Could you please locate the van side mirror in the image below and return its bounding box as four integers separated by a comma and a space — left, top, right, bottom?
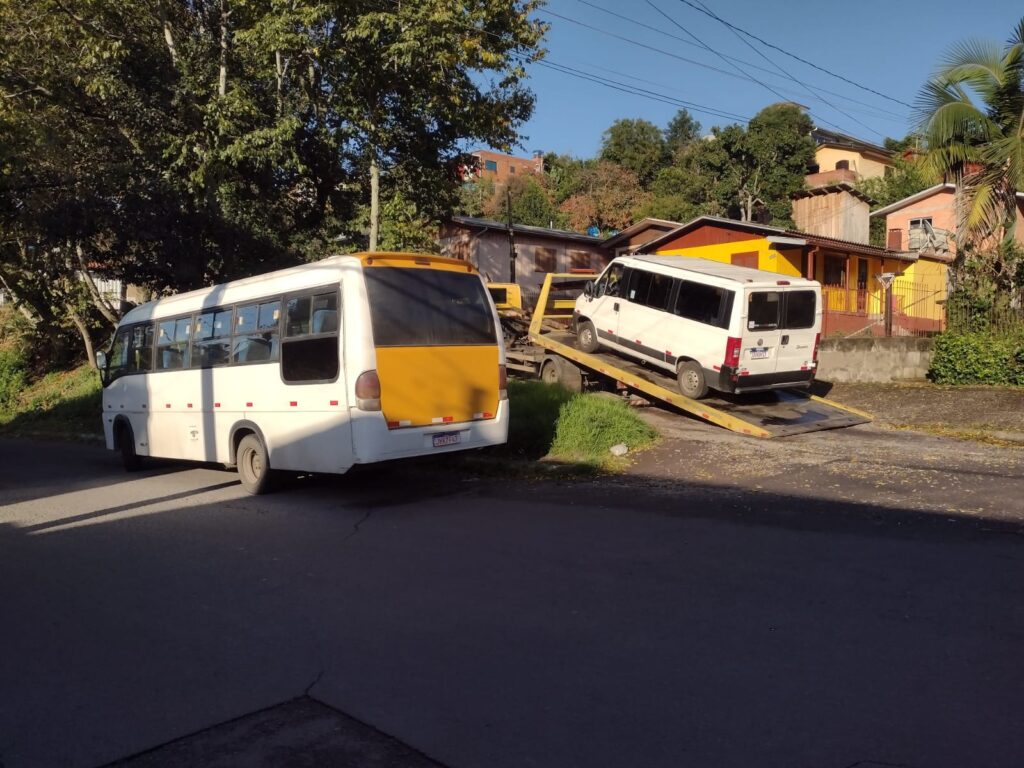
584, 281, 595, 298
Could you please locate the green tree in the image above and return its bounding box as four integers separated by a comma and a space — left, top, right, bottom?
916, 18, 1024, 246
645, 103, 814, 227
482, 175, 562, 228
599, 118, 668, 187
664, 109, 701, 156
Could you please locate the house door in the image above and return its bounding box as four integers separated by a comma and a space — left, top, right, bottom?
856, 258, 868, 313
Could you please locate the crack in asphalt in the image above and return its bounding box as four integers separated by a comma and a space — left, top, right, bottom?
303, 669, 324, 698
339, 508, 374, 546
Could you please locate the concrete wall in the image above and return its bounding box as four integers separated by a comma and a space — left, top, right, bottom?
817, 337, 934, 383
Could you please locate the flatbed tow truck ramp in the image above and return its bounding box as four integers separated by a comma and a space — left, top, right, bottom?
507, 274, 871, 439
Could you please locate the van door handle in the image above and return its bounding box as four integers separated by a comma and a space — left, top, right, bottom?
613, 302, 620, 312
781, 334, 790, 345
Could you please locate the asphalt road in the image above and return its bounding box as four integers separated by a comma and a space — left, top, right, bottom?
1, 429, 1023, 768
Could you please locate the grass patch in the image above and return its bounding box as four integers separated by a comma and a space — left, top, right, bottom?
0, 364, 102, 440
457, 380, 658, 476
885, 422, 1024, 449
550, 390, 658, 470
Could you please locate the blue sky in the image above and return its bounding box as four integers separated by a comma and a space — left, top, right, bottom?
510, 0, 1022, 158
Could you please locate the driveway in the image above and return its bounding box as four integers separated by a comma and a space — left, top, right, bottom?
1, 429, 1022, 768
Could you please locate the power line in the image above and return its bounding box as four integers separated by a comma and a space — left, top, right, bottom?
574, 0, 908, 121
643, 0, 856, 137
672, 0, 913, 109
685, 0, 887, 140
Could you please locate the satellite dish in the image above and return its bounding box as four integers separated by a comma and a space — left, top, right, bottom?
586, 225, 600, 237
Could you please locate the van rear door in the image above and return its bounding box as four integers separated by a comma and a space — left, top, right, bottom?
741, 289, 784, 376
775, 288, 819, 375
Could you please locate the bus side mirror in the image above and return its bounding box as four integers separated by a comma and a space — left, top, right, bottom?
95, 351, 107, 371
584, 281, 595, 298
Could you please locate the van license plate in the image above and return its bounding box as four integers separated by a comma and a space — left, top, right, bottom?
750, 347, 769, 359
432, 431, 460, 448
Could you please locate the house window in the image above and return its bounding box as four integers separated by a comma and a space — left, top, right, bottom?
534, 247, 557, 273
484, 159, 498, 172
908, 218, 932, 250
835, 159, 850, 171
823, 255, 847, 287
509, 165, 516, 174
569, 250, 591, 271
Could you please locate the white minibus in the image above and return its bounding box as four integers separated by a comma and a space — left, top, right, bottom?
572, 255, 822, 399
97, 253, 509, 493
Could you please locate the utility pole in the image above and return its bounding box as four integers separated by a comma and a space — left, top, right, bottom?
506, 187, 516, 284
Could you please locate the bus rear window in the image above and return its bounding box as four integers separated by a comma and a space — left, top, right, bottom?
365, 267, 496, 346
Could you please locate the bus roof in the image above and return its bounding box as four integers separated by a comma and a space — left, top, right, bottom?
626, 255, 818, 287
120, 252, 477, 326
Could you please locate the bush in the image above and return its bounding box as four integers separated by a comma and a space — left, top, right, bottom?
0, 308, 30, 408
928, 331, 1024, 385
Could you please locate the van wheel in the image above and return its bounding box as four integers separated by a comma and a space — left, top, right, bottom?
118, 423, 142, 472
237, 434, 274, 495
677, 361, 708, 400
576, 320, 599, 353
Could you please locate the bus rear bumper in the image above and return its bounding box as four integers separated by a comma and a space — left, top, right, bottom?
350, 400, 509, 464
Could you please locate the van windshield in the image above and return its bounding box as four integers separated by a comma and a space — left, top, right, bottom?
365, 267, 496, 346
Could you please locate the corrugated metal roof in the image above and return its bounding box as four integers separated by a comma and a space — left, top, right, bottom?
447, 216, 603, 244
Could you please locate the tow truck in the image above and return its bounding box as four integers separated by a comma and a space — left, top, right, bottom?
492, 274, 871, 439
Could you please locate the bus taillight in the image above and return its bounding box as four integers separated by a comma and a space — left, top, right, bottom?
355, 370, 382, 411
498, 364, 508, 400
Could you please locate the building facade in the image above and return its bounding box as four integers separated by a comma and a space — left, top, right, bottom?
439, 216, 609, 306
466, 150, 544, 186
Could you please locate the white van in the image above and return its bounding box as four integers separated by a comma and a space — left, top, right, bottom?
572, 255, 822, 399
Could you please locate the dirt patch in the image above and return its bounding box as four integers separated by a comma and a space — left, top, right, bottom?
822, 382, 1024, 441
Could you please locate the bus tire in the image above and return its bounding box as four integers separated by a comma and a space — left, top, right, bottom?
677, 361, 708, 400
237, 434, 274, 495
117, 421, 142, 472
576, 320, 599, 353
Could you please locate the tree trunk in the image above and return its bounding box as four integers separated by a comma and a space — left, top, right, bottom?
218, 0, 229, 97
68, 309, 97, 370
275, 49, 284, 115
158, 3, 178, 65
73, 243, 119, 326
369, 150, 380, 252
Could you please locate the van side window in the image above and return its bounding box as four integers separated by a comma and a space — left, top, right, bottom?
625, 268, 651, 304
748, 292, 781, 330
645, 273, 674, 311
596, 263, 624, 298
674, 281, 731, 329
282, 290, 339, 383
784, 291, 816, 329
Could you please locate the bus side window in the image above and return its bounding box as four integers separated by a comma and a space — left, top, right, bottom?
192, 309, 232, 368
233, 300, 280, 364
282, 291, 339, 383
129, 324, 154, 372
156, 318, 191, 370
107, 328, 131, 381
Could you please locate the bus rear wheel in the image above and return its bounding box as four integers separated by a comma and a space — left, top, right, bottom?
237, 434, 274, 495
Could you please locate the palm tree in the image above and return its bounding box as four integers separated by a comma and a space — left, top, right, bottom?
916, 19, 1024, 248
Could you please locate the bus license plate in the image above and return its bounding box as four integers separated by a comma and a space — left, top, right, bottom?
432, 431, 461, 448
750, 347, 769, 359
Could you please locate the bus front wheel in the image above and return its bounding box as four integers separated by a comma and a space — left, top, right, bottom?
117, 422, 142, 472
237, 434, 274, 495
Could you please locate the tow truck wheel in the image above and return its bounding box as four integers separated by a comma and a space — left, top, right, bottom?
576, 320, 599, 353
541, 359, 560, 385
677, 361, 708, 400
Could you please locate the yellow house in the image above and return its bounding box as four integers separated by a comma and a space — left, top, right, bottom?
810, 128, 894, 182
638, 216, 949, 337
